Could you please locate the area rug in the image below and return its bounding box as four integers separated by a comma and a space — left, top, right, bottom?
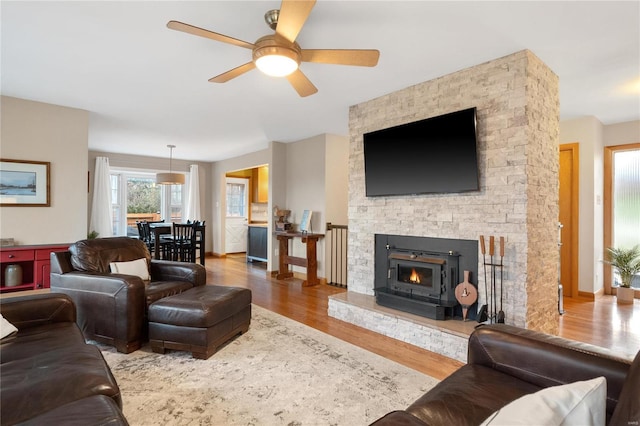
97, 305, 439, 425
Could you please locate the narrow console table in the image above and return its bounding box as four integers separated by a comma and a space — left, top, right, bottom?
275, 232, 324, 287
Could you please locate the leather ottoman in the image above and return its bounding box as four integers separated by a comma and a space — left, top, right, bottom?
148, 285, 252, 359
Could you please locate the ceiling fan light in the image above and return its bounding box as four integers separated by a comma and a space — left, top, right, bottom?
253, 42, 300, 77
255, 54, 298, 77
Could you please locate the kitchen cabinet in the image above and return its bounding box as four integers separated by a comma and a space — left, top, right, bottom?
1, 243, 70, 293
257, 166, 269, 203
247, 225, 268, 262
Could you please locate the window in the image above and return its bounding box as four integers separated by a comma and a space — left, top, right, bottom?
612, 149, 640, 250
605, 144, 640, 290
226, 178, 248, 217
111, 174, 121, 236
169, 184, 183, 222
110, 169, 186, 236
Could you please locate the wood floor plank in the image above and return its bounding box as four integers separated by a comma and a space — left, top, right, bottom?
206, 255, 640, 380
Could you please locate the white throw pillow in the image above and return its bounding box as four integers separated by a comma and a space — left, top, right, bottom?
481, 376, 606, 426
0, 314, 19, 339
110, 258, 150, 281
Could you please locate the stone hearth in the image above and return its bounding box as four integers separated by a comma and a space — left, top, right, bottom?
328, 292, 475, 362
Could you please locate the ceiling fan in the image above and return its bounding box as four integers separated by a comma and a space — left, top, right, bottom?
167, 0, 380, 97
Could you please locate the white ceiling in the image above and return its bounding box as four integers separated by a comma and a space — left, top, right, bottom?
2, 1, 639, 162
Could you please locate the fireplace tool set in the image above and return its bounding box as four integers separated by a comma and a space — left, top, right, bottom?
477, 235, 506, 324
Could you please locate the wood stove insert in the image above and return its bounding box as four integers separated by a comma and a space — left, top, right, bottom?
374, 234, 478, 320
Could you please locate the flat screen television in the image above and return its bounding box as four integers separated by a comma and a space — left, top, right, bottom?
363, 107, 479, 197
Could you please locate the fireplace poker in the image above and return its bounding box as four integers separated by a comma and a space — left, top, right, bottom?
489, 236, 496, 323
477, 235, 488, 322
497, 236, 505, 323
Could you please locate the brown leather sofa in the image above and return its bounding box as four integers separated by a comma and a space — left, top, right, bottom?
50, 237, 206, 354
0, 293, 128, 425
372, 324, 640, 426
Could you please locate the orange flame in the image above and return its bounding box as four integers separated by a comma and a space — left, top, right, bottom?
409, 268, 420, 283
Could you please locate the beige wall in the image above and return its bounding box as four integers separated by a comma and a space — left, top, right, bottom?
269, 142, 287, 271
285, 135, 327, 276
1, 96, 89, 245
324, 134, 349, 226
285, 135, 326, 231
603, 120, 640, 146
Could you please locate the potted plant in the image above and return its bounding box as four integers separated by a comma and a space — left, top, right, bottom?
605, 245, 640, 304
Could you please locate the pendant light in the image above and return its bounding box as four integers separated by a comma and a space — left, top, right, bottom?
156, 144, 185, 185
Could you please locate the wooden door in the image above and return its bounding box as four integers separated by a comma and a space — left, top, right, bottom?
559, 144, 579, 298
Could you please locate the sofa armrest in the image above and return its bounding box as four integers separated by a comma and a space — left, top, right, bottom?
150, 260, 206, 286
51, 270, 146, 295
0, 293, 76, 329
468, 324, 632, 414
50, 271, 146, 353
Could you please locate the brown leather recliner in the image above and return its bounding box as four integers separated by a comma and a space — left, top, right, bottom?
50, 237, 206, 354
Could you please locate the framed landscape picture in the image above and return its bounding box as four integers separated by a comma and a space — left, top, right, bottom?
0, 159, 50, 206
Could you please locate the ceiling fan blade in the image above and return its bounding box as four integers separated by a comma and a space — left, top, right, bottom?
286, 69, 318, 97
209, 62, 256, 83
275, 0, 316, 44
301, 49, 380, 67
167, 20, 254, 50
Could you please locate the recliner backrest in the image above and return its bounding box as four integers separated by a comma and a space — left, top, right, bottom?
69, 237, 151, 273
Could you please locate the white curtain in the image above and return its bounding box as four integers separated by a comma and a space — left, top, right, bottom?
89, 157, 113, 238
185, 164, 202, 221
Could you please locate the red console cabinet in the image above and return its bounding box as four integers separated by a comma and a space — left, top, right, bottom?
0, 244, 70, 293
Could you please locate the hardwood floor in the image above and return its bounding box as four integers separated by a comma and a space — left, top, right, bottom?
559, 296, 640, 359
206, 254, 640, 380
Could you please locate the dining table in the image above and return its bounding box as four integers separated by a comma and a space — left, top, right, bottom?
148, 222, 206, 266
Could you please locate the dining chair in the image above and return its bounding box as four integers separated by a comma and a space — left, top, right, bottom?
171, 223, 196, 262
136, 221, 145, 240
137, 221, 155, 254
194, 221, 205, 266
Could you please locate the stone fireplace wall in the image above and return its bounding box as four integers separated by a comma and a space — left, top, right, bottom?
342, 50, 560, 333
